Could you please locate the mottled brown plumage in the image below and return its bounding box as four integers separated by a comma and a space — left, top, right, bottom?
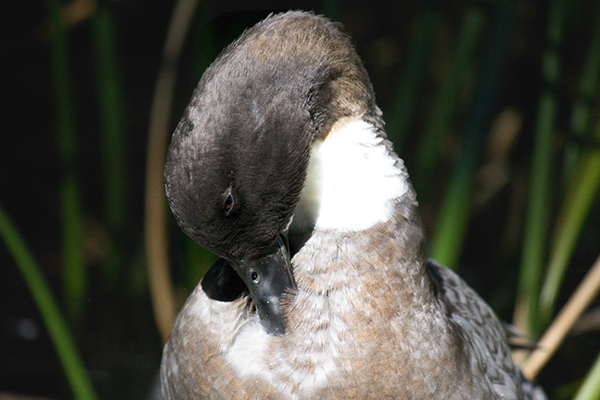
161, 11, 545, 399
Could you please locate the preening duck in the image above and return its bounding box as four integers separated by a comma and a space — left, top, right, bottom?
161, 11, 546, 399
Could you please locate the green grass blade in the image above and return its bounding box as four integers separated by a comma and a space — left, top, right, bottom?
60, 174, 86, 321
539, 122, 600, 326
412, 6, 486, 199
513, 0, 565, 335
47, 0, 87, 323
385, 7, 440, 151
573, 351, 600, 400
514, 91, 556, 333
431, 162, 474, 268
563, 8, 600, 181
91, 4, 128, 288
431, 1, 517, 268
0, 204, 97, 400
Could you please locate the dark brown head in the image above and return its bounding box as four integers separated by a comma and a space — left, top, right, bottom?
164, 11, 380, 334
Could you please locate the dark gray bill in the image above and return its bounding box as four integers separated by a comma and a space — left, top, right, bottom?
232, 235, 295, 335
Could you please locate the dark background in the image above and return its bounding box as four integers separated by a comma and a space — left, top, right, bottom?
2, 0, 600, 398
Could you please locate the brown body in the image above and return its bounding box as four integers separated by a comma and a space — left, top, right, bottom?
161, 11, 535, 400
162, 199, 520, 399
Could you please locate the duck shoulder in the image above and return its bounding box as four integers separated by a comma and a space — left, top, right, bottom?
425, 259, 524, 399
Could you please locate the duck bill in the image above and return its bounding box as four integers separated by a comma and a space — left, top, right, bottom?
232, 235, 296, 335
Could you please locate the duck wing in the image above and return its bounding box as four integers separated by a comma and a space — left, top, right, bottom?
425, 259, 546, 400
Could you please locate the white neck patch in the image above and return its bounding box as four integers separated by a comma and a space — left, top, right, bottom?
294, 119, 408, 232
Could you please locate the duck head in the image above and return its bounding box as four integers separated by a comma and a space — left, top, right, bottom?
164, 12, 381, 335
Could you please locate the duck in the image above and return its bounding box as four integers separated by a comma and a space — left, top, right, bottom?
160, 11, 547, 399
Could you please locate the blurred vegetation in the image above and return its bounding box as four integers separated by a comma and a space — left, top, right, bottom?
1, 0, 600, 398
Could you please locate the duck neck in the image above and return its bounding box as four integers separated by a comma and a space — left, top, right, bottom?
293, 117, 412, 231
290, 117, 429, 296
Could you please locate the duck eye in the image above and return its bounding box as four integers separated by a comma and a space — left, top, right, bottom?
249, 269, 260, 284
223, 193, 234, 215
